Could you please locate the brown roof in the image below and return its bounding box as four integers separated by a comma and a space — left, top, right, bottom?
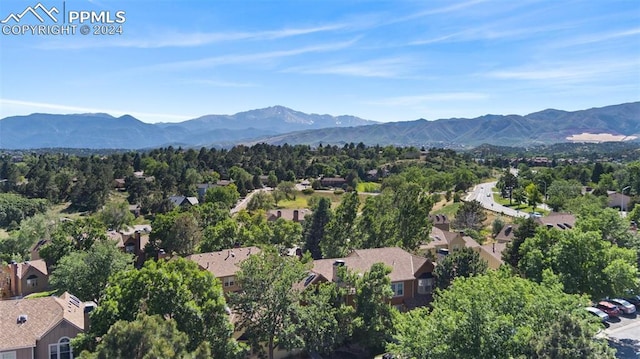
534, 212, 576, 230
495, 224, 519, 242
266, 209, 311, 221
311, 247, 431, 283
479, 242, 507, 263
0, 292, 87, 350
186, 246, 261, 278
12, 259, 49, 279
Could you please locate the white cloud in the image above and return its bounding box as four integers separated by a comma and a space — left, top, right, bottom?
284, 57, 417, 78
365, 92, 489, 106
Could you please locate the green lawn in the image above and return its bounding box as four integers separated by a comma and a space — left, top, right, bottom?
432, 202, 461, 216
276, 191, 374, 210
492, 193, 549, 214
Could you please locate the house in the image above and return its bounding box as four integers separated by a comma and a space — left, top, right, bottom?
607, 192, 632, 211
196, 183, 217, 200
266, 209, 311, 223
422, 227, 480, 259
0, 292, 93, 359
1, 259, 49, 299
477, 242, 507, 269
495, 224, 519, 243
116, 225, 151, 267
113, 178, 126, 190
534, 212, 576, 231
319, 177, 347, 188
186, 246, 261, 294
308, 247, 435, 311
428, 214, 451, 231
168, 195, 199, 208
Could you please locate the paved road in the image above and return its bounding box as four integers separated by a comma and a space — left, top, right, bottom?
603, 314, 640, 358
465, 182, 529, 218
230, 188, 269, 214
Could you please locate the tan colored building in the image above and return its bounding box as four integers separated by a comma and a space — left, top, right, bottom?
0, 292, 92, 359
309, 247, 435, 311
422, 227, 480, 258
266, 209, 311, 222
186, 246, 261, 294
1, 260, 49, 299
534, 212, 576, 231
477, 242, 508, 270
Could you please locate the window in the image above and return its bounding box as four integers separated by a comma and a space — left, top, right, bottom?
1, 351, 17, 359
26, 274, 38, 287
390, 282, 404, 297
223, 276, 235, 287
125, 243, 135, 253
49, 337, 72, 359
418, 278, 433, 294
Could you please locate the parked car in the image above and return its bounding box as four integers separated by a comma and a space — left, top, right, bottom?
624, 295, 640, 308
596, 301, 621, 317
585, 306, 609, 323
608, 298, 636, 315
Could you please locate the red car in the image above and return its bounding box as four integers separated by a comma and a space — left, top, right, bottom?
596, 301, 621, 317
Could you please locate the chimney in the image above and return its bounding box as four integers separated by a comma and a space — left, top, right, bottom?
157, 249, 167, 260
293, 210, 299, 222
332, 260, 345, 283
83, 302, 96, 331
492, 243, 495, 253
277, 210, 282, 218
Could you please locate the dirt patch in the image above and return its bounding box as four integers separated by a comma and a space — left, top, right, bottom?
566, 132, 638, 143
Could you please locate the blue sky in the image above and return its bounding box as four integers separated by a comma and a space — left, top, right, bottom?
0, 0, 638, 123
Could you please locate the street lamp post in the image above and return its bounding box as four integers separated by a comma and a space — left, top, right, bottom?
621, 186, 631, 213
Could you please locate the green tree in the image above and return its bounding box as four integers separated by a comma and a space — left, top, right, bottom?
452, 200, 486, 231
388, 272, 613, 359
295, 282, 354, 356
394, 183, 434, 250
204, 184, 240, 209
546, 179, 582, 212
276, 181, 296, 200
50, 240, 133, 302
79, 314, 211, 359
525, 183, 543, 210
85, 258, 241, 357
321, 191, 359, 258
199, 218, 237, 253
350, 262, 396, 354
303, 197, 332, 259
230, 250, 309, 359
519, 229, 639, 298
434, 247, 488, 289
99, 200, 134, 231
246, 190, 275, 211
502, 217, 538, 269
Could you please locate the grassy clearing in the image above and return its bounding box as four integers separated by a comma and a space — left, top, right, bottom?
276, 191, 374, 210
356, 182, 381, 193
433, 202, 461, 216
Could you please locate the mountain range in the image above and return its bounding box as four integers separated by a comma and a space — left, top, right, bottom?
0, 103, 638, 150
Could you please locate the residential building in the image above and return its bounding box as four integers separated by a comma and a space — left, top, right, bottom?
186, 246, 261, 294
0, 292, 93, 359
1, 260, 49, 299
319, 177, 347, 188
477, 242, 508, 269
428, 214, 451, 231
534, 212, 576, 231
168, 195, 199, 208
495, 224, 518, 243
308, 247, 435, 311
422, 227, 480, 259
266, 209, 311, 223
607, 192, 632, 211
